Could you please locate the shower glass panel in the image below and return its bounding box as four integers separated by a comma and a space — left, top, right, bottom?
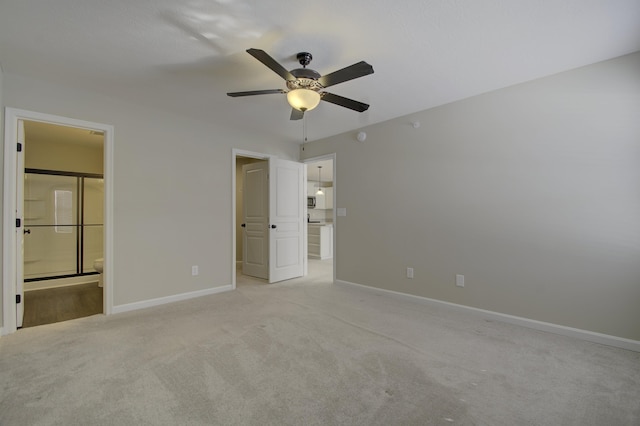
82, 178, 104, 273
23, 170, 103, 281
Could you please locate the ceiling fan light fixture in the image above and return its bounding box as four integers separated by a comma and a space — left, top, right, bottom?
287, 89, 321, 112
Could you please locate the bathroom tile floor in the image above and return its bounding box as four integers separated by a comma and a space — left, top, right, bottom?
22, 282, 103, 328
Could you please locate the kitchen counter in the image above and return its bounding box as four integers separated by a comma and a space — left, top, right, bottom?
308, 223, 333, 259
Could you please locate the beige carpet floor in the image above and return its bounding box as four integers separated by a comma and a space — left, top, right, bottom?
1, 259, 639, 425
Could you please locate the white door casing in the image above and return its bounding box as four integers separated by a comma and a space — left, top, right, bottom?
269, 159, 305, 283
16, 120, 25, 328
242, 161, 269, 280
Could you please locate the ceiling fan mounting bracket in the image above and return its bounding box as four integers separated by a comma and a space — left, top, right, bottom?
296, 52, 313, 67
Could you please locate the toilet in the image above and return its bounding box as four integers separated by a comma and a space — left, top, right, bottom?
93, 258, 104, 287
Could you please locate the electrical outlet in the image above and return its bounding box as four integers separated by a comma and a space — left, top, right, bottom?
456, 274, 464, 287
407, 267, 414, 279
192, 265, 199, 276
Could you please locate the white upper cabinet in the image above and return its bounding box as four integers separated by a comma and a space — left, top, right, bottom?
314, 187, 333, 209
307, 181, 318, 196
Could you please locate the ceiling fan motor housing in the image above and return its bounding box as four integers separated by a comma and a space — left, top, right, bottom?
287, 68, 323, 91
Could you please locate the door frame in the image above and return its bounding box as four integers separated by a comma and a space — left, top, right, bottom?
302, 153, 337, 283
2, 108, 114, 335
231, 149, 273, 290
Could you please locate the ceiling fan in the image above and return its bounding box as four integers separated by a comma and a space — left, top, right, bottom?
227, 48, 374, 120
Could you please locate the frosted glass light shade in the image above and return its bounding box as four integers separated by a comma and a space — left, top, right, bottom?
287, 89, 321, 112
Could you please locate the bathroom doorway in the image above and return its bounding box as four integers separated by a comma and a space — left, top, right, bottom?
2, 108, 114, 335
20, 121, 104, 327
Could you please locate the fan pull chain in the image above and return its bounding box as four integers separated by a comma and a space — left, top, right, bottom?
302, 113, 308, 149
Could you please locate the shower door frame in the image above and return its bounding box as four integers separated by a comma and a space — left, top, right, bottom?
23, 168, 104, 283
2, 108, 114, 335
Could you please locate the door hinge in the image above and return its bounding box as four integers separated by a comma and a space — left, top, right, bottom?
16, 294, 21, 304
16, 218, 21, 228
17, 142, 23, 152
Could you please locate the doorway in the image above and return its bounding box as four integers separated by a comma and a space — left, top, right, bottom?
236, 156, 268, 281
21, 121, 104, 327
303, 155, 336, 280
231, 149, 306, 288
2, 108, 114, 335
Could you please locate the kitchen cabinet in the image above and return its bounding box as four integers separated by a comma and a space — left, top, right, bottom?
314, 187, 333, 210
308, 224, 333, 259
307, 181, 319, 196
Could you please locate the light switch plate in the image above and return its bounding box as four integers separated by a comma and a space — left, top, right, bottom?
337, 208, 347, 217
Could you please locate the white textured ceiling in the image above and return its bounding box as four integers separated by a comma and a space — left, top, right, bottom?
1, 0, 639, 143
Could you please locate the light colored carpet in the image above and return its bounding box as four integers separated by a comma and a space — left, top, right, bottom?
1, 259, 639, 425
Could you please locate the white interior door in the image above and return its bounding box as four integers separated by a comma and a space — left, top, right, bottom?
16, 120, 25, 328
242, 161, 269, 279
269, 159, 305, 283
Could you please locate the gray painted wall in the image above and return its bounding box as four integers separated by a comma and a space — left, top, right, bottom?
0, 64, 4, 328
301, 52, 640, 341
0, 72, 298, 319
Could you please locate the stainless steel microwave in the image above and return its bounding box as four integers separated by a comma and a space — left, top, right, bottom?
307, 196, 316, 209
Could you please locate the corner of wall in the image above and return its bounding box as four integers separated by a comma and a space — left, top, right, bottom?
0, 62, 5, 330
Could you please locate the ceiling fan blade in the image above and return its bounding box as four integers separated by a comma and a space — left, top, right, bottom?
246, 48, 295, 81
227, 89, 285, 97
321, 92, 370, 112
318, 61, 374, 88
290, 109, 304, 120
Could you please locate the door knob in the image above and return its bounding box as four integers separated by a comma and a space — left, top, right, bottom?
270, 224, 277, 229
24, 229, 31, 234
241, 223, 246, 228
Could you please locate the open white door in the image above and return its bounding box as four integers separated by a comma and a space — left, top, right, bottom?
268, 158, 305, 283
16, 120, 25, 328
242, 161, 269, 279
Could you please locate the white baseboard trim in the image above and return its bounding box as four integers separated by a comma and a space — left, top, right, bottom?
112, 285, 233, 314
336, 280, 640, 353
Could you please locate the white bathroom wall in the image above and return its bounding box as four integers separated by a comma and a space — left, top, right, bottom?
1, 72, 298, 313
25, 135, 103, 174
301, 52, 640, 341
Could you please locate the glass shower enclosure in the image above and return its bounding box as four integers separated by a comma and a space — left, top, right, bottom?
23, 169, 104, 282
